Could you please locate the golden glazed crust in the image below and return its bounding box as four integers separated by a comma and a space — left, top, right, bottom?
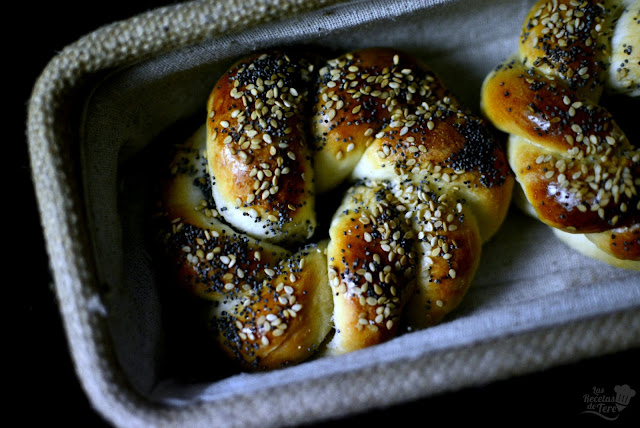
326, 182, 418, 354
159, 128, 333, 370
481, 0, 640, 267
311, 48, 452, 193
586, 223, 640, 260
313, 48, 512, 352
207, 51, 317, 244
158, 47, 514, 369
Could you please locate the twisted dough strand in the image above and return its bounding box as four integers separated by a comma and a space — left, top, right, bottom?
159, 128, 333, 370
481, 0, 640, 269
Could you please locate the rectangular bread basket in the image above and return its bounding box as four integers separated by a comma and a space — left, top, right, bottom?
27, 0, 640, 426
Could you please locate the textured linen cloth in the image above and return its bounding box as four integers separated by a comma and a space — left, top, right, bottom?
28, 0, 640, 427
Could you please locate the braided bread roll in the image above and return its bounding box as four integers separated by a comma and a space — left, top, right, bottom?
158, 48, 513, 370
481, 0, 640, 270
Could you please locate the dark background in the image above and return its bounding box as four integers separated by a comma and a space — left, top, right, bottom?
15, 1, 639, 426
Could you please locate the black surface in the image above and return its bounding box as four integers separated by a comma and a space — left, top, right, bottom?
16, 1, 639, 426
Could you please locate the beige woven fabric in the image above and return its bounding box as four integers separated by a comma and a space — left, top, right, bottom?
27, 0, 640, 427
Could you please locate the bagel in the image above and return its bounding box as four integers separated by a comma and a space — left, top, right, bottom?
156, 47, 513, 371
481, 0, 640, 270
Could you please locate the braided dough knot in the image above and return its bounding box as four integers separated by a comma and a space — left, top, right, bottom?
159, 48, 513, 370
481, 0, 640, 269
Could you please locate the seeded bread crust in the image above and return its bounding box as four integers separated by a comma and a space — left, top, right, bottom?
481, 0, 640, 269
313, 49, 512, 353
158, 47, 514, 369
207, 51, 317, 244
159, 127, 334, 371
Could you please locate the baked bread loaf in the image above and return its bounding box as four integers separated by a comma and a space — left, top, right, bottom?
481, 0, 640, 270
157, 47, 513, 370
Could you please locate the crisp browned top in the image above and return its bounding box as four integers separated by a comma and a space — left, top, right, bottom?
481, 0, 640, 263
482, 57, 640, 235
482, 61, 630, 153
158, 129, 333, 371
587, 224, 640, 260
315, 47, 511, 189
313, 48, 402, 159
519, 0, 627, 101
327, 182, 418, 351
207, 51, 316, 242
